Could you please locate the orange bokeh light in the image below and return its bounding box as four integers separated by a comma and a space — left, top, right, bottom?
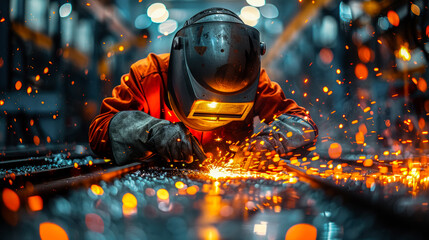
358, 46, 372, 63
363, 159, 373, 167
387, 10, 400, 26
199, 226, 220, 240
28, 195, 43, 211
323, 86, 329, 93
355, 63, 368, 80
39, 222, 69, 240
122, 193, 137, 208
417, 78, 427, 92
356, 132, 365, 144
90, 185, 104, 196
186, 186, 198, 195
328, 142, 342, 159
285, 223, 317, 240
15, 81, 22, 90
175, 181, 185, 189
2, 188, 20, 211
359, 123, 368, 135
33, 136, 40, 146
419, 117, 425, 129
157, 189, 169, 200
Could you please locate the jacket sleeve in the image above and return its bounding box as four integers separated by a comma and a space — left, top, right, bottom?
254, 69, 318, 148
88, 66, 148, 158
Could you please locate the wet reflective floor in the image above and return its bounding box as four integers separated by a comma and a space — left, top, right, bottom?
1, 156, 428, 240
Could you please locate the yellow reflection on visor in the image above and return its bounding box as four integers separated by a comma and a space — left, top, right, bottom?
188, 100, 253, 121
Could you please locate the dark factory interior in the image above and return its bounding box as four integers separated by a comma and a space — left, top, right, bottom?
1, 0, 429, 239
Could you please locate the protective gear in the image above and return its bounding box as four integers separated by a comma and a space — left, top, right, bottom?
89, 53, 316, 164
232, 114, 317, 171
167, 8, 266, 131
108, 110, 205, 165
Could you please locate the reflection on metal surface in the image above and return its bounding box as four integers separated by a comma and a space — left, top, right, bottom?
0, 162, 425, 239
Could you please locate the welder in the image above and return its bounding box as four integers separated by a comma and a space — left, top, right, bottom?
88, 8, 318, 167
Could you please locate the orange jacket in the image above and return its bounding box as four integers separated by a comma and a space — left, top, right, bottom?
89, 53, 315, 157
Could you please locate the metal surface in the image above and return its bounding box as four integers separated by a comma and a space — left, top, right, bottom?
1, 152, 429, 239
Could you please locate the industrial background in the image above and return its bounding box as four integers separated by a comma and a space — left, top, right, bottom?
1, 0, 429, 239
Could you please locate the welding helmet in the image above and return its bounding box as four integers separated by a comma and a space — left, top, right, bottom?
167, 8, 266, 131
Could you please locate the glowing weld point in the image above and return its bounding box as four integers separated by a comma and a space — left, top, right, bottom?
208, 167, 232, 179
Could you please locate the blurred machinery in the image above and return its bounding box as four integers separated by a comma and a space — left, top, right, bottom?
0, 0, 149, 149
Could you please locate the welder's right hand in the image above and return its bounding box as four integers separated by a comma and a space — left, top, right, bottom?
146, 122, 193, 161
108, 111, 198, 165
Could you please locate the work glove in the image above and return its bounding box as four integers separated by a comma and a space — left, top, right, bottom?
108, 111, 205, 165
232, 114, 317, 171
146, 121, 193, 161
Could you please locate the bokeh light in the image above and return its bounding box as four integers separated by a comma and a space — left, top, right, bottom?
39, 222, 69, 240
328, 142, 342, 159
260, 4, 279, 19
387, 10, 400, 26
151, 10, 169, 23
135, 14, 152, 29
90, 184, 104, 196
85, 213, 104, 233
240, 6, 260, 26
2, 188, 20, 212
175, 181, 185, 189
157, 189, 169, 200
319, 48, 334, 64
355, 63, 368, 80
358, 46, 372, 63
28, 195, 43, 211
122, 193, 137, 208
158, 19, 178, 36
59, 3, 72, 18
285, 223, 317, 240
246, 0, 266, 7
147, 3, 166, 18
